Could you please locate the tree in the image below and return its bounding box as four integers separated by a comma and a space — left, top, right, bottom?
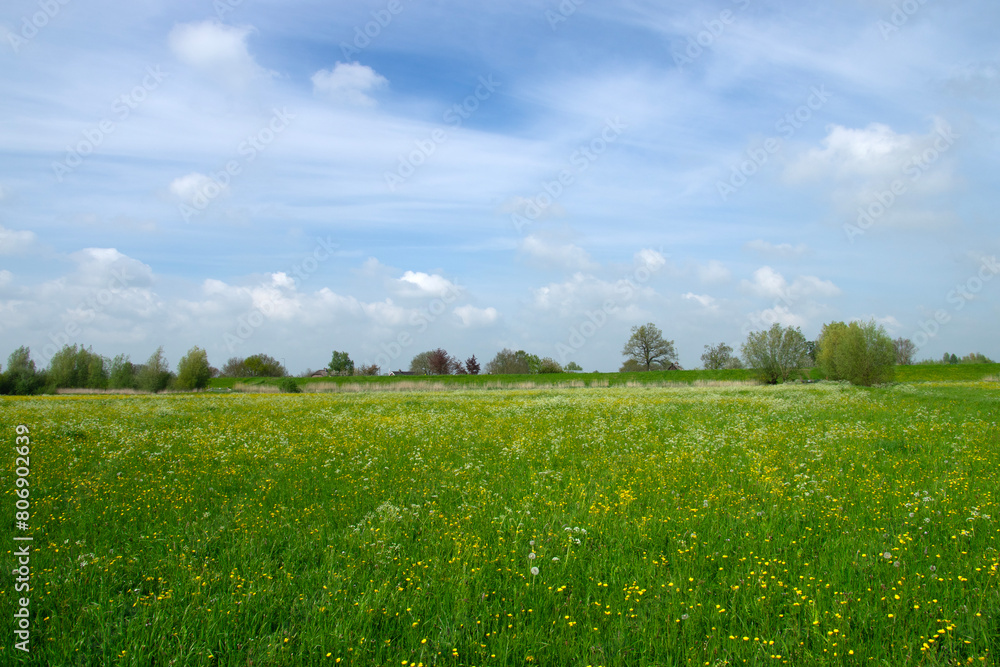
356, 363, 380, 376
622, 323, 677, 371
816, 321, 850, 380
619, 359, 642, 372
741, 323, 808, 384
805, 340, 818, 365
893, 337, 916, 366
243, 353, 286, 377
0, 347, 45, 395
328, 350, 355, 376
485, 348, 531, 375
108, 354, 137, 389
409, 351, 433, 375
427, 348, 460, 375
516, 351, 541, 374
700, 342, 743, 370
949, 353, 959, 365
221, 357, 249, 377
137, 347, 172, 392
175, 346, 212, 390
564, 361, 582, 372
961, 352, 994, 364
465, 355, 480, 375
47, 344, 108, 389
834, 320, 895, 386
538, 357, 563, 373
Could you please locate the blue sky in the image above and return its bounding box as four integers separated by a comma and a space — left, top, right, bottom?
1, 0, 998, 374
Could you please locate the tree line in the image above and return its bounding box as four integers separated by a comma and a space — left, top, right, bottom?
0, 325, 994, 395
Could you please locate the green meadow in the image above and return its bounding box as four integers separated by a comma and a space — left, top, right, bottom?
2, 380, 998, 665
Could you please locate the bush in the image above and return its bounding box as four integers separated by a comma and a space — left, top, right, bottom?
741, 324, 808, 384
175, 346, 212, 390
834, 320, 895, 386
277, 377, 301, 393
137, 347, 173, 393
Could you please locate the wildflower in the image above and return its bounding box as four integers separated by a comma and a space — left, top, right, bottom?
882, 552, 892, 560
528, 552, 536, 560
530, 567, 539, 576
552, 557, 560, 562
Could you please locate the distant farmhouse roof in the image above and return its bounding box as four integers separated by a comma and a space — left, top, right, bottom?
309, 369, 329, 377
389, 370, 415, 376
667, 363, 683, 371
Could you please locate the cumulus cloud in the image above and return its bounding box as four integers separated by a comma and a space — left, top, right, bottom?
169, 172, 227, 204
786, 119, 960, 230
634, 248, 667, 271
453, 305, 499, 327
518, 235, 596, 271
311, 62, 388, 107
69, 248, 155, 289
396, 271, 460, 298
696, 260, 731, 284
682, 292, 718, 311
744, 240, 809, 258
0, 269, 12, 289
0, 225, 37, 255
741, 266, 840, 301
168, 21, 273, 87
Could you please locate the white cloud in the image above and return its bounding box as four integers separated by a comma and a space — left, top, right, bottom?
518, 235, 596, 271
786, 119, 960, 230
69, 248, 155, 288
741, 266, 840, 302
311, 62, 388, 107
634, 248, 667, 271
744, 240, 809, 258
531, 272, 654, 317
0, 225, 37, 255
0, 270, 12, 288
682, 292, 717, 311
453, 305, 499, 327
168, 21, 273, 87
169, 172, 227, 204
396, 271, 460, 298
748, 305, 807, 330
696, 260, 731, 285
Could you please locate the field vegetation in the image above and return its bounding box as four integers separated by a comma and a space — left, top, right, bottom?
2, 380, 998, 665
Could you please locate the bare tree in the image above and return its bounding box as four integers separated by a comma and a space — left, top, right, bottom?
893, 337, 916, 366
622, 323, 677, 371
700, 342, 743, 370
741, 324, 808, 384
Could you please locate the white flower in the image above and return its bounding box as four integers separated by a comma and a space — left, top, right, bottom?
882, 552, 892, 559
530, 567, 539, 576
552, 557, 560, 562
528, 552, 536, 560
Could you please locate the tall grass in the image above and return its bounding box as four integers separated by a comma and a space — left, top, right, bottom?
2, 383, 997, 665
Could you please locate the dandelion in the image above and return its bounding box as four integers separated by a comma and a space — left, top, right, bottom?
530, 567, 539, 576
528, 552, 536, 560
552, 557, 560, 562
681, 614, 689, 621
883, 552, 892, 559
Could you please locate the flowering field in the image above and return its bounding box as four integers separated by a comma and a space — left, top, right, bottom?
2, 383, 998, 666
